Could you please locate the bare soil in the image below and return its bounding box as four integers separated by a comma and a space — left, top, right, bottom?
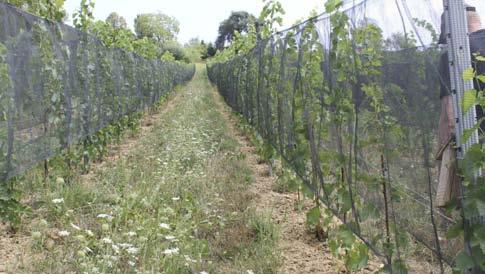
0, 223, 29, 274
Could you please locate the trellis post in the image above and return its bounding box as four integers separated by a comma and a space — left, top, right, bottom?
443, 0, 483, 273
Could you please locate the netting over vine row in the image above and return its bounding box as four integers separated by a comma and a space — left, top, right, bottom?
209, 0, 485, 271
0, 2, 195, 181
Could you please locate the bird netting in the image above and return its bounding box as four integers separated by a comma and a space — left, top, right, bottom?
0, 2, 195, 181
208, 0, 485, 272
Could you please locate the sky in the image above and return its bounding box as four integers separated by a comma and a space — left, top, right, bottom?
63, 0, 324, 44
63, 0, 485, 45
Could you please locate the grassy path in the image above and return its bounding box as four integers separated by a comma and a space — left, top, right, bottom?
2, 65, 279, 274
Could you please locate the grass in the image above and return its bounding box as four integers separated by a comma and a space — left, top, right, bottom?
5, 64, 280, 274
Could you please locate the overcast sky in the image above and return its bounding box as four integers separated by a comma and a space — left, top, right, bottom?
64, 0, 323, 44
63, 0, 485, 44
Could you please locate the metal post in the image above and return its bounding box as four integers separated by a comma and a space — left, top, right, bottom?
443, 0, 478, 157
443, 0, 483, 273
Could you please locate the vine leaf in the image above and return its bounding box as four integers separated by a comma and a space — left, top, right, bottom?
462, 89, 477, 113
324, 0, 343, 13
474, 227, 485, 255
446, 220, 463, 239
463, 68, 475, 81
477, 75, 485, 84
346, 243, 368, 272
476, 199, 485, 217
454, 251, 475, 271
306, 206, 320, 227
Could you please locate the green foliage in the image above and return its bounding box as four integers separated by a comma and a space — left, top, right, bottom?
215, 11, 258, 50
90, 20, 135, 52
329, 225, 369, 272
161, 51, 176, 62
259, 0, 285, 39
134, 13, 180, 44
202, 42, 217, 60
249, 213, 279, 243
6, 0, 66, 21
106, 12, 128, 29
132, 37, 159, 59
163, 40, 190, 63
305, 206, 321, 228
73, 0, 95, 32
274, 166, 299, 193
448, 54, 485, 272
0, 178, 28, 231
184, 38, 208, 63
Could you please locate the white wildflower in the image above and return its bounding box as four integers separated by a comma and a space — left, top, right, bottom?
172, 197, 180, 201
97, 213, 113, 220
85, 229, 94, 237
102, 237, 113, 244
247, 270, 255, 274
84, 246, 93, 253
128, 261, 136, 267
200, 272, 209, 274
184, 255, 197, 263
165, 235, 177, 241
163, 247, 179, 255
58, 230, 70, 237
112, 244, 120, 254
119, 243, 133, 249
70, 223, 81, 231
52, 198, 64, 204
127, 247, 139, 254
32, 231, 42, 239
159, 223, 170, 230
105, 260, 114, 268
126, 231, 137, 237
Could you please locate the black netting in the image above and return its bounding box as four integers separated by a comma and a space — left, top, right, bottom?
0, 2, 195, 180
207, 0, 484, 271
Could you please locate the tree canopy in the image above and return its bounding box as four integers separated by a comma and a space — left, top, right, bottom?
215, 11, 257, 50
203, 43, 217, 60
106, 12, 128, 29
134, 13, 180, 44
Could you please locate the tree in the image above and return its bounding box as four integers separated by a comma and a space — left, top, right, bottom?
134, 13, 180, 44
202, 42, 217, 60
106, 12, 128, 29
163, 40, 189, 63
215, 11, 257, 50
184, 38, 208, 62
